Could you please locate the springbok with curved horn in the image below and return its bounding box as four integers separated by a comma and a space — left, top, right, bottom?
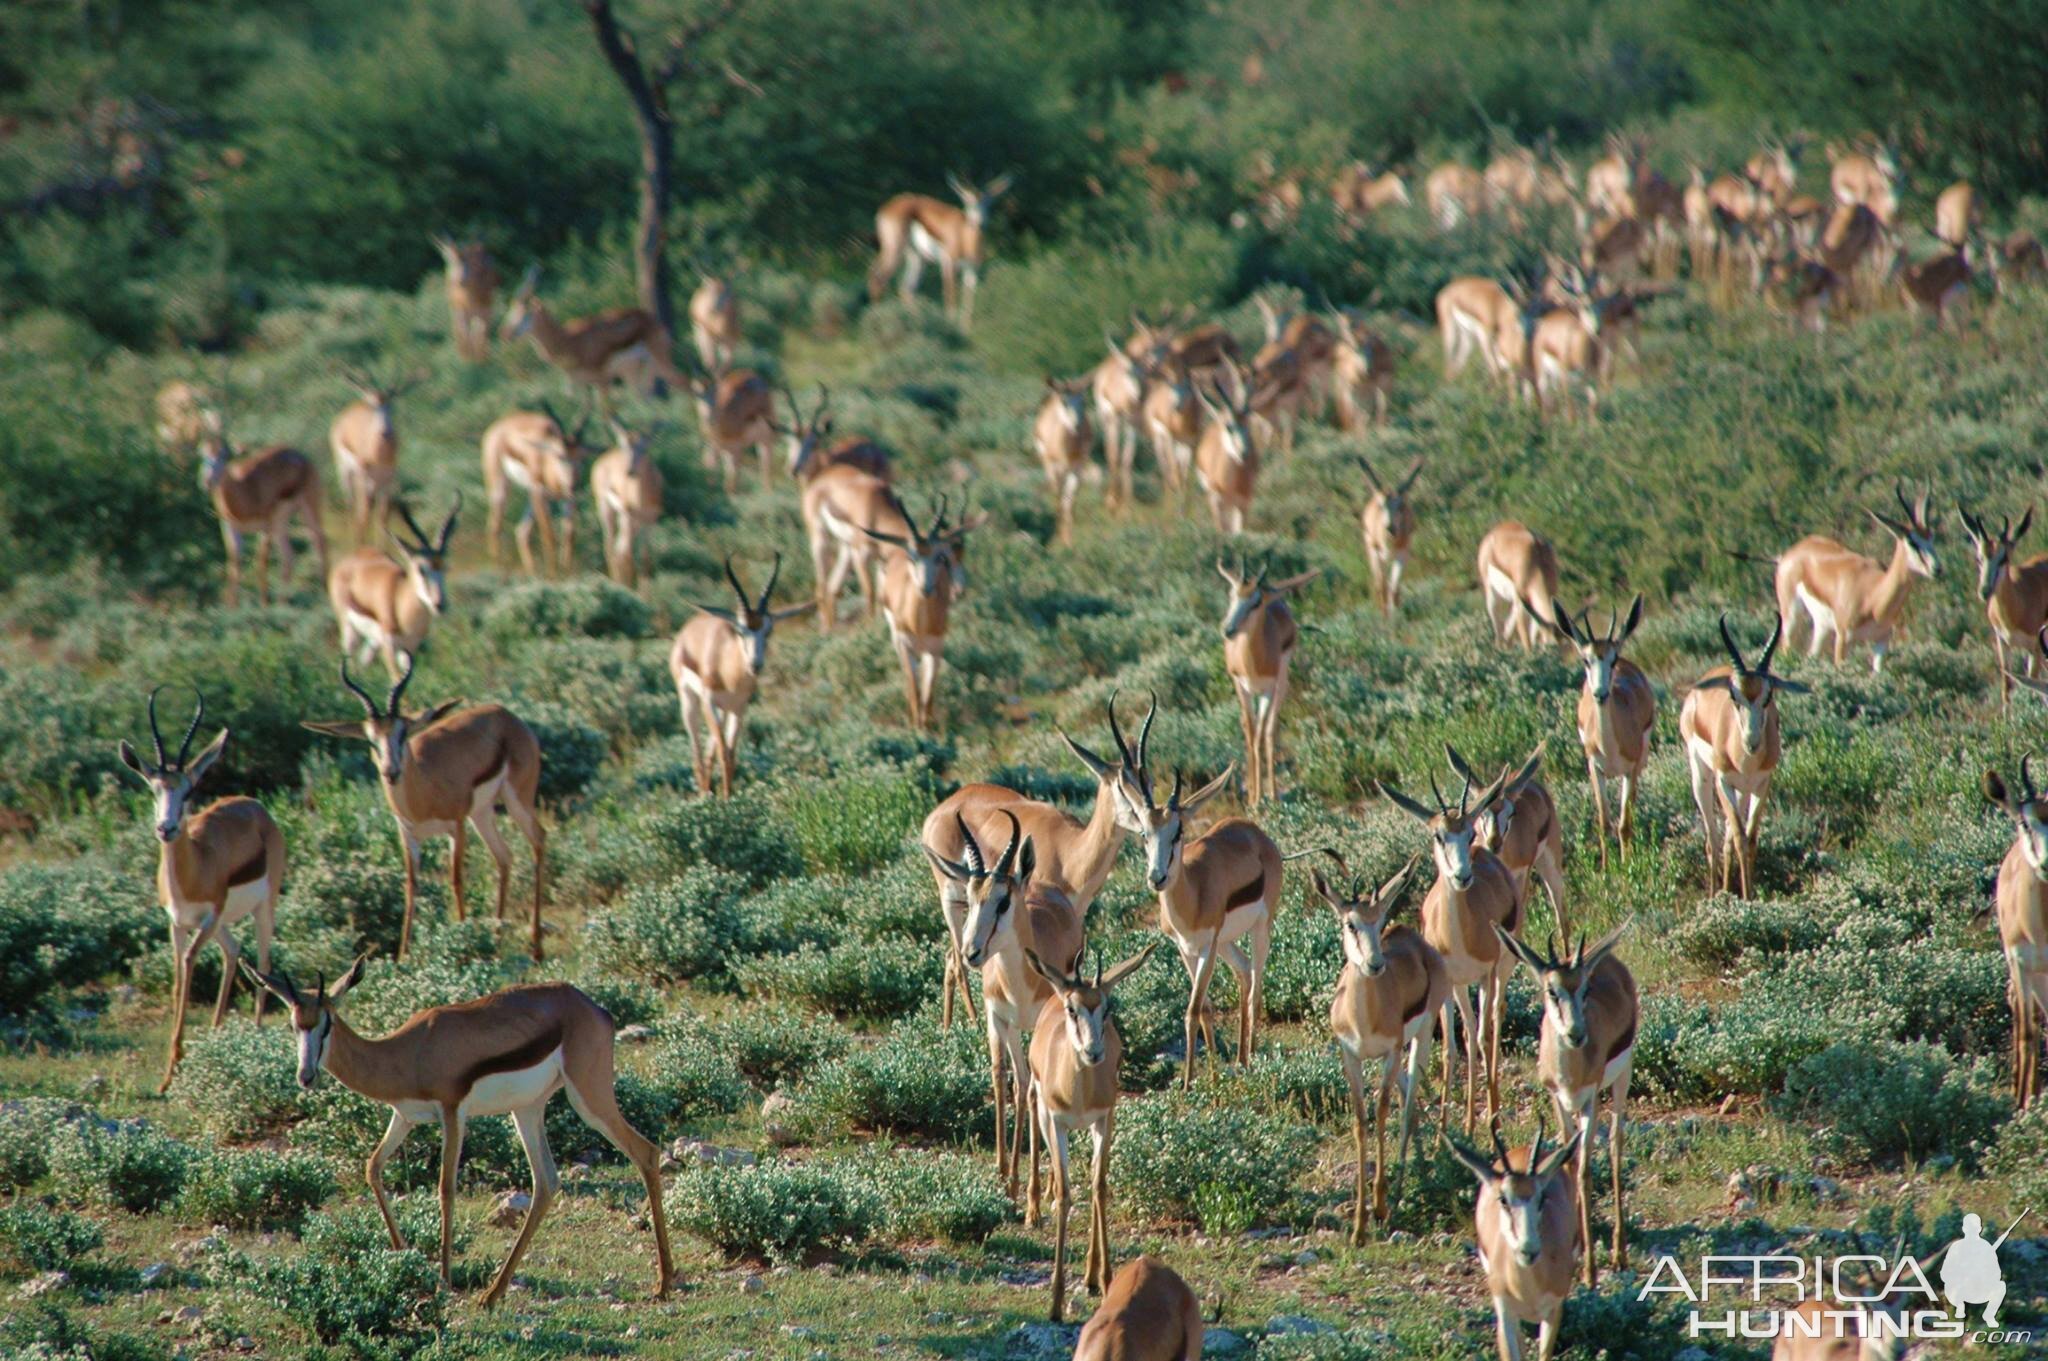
1331, 309, 1396, 431
330, 367, 420, 542
156, 380, 219, 462
118, 688, 282, 1092
686, 367, 777, 492
1774, 483, 1939, 670
669, 555, 813, 798
1450, 742, 1566, 938
687, 273, 741, 371
1380, 766, 1518, 1132
500, 265, 689, 408
197, 419, 328, 607
1549, 597, 1654, 868
240, 963, 671, 1307
780, 385, 891, 482
590, 419, 663, 588
1193, 362, 1262, 535
482, 399, 591, 576
1311, 850, 1445, 1237
868, 173, 1013, 329
1034, 376, 1096, 544
1497, 924, 1636, 1286
431, 235, 499, 362
302, 660, 546, 961
1982, 758, 2048, 1109
1359, 455, 1423, 614
1961, 506, 2048, 711
1073, 1257, 1204, 1361
1217, 556, 1319, 806
1680, 614, 1807, 898
328, 496, 459, 680
1448, 1116, 1585, 1361
1022, 943, 1158, 1322
864, 495, 986, 730
1477, 522, 1562, 650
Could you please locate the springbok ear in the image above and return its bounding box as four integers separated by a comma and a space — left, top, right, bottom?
186, 730, 231, 783
328, 951, 373, 1002
1619, 594, 1644, 643
1022, 948, 1068, 992
239, 960, 299, 1007
1097, 941, 1159, 991
1269, 569, 1321, 593
922, 845, 972, 884
1060, 729, 1115, 781
771, 602, 817, 621
1985, 770, 2017, 810
413, 699, 465, 730
301, 719, 366, 739
118, 740, 150, 778
1692, 675, 1737, 698
1308, 867, 1346, 909
1016, 836, 1038, 884
1581, 918, 1634, 971
1768, 675, 1810, 696
1494, 924, 1545, 974
860, 526, 909, 549
1445, 1135, 1498, 1184
1376, 781, 1436, 822
1867, 508, 1907, 538
1376, 853, 1424, 911
698, 604, 739, 625
1538, 1128, 1584, 1179
1182, 765, 1236, 812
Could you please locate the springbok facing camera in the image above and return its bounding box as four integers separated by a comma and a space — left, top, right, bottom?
686, 367, 777, 492
118, 688, 282, 1093
1774, 484, 1939, 670
239, 964, 673, 1308
1358, 455, 1422, 614
1449, 1118, 1586, 1361
196, 419, 328, 607
687, 274, 741, 371
863, 496, 984, 731
1960, 506, 2048, 711
1548, 597, 1655, 869
1679, 614, 1806, 899
330, 367, 419, 543
328, 497, 459, 680
1034, 376, 1096, 544
156, 380, 219, 462
669, 555, 813, 798
1982, 758, 2048, 1110
1450, 742, 1566, 938
302, 661, 546, 961
1073, 1256, 1204, 1361
1192, 363, 1262, 535
1216, 556, 1318, 806
869, 173, 1013, 329
481, 400, 591, 576
431, 235, 500, 362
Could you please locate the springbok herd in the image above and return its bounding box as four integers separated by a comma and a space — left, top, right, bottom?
128, 132, 2048, 1360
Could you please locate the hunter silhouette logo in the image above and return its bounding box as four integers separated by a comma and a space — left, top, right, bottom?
1941, 1210, 2027, 1326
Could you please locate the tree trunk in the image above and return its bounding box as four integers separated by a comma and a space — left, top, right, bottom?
584, 0, 677, 338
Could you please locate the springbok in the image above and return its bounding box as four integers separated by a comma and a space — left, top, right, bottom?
1982, 757, 2048, 1110
865, 497, 984, 730
1435, 277, 1523, 384
1960, 506, 2048, 711
780, 386, 892, 483
481, 400, 589, 576
1450, 743, 1566, 938
1253, 296, 1339, 426
330, 368, 418, 542
155, 380, 218, 462
1034, 376, 1096, 544
500, 265, 688, 407
669, 555, 812, 798
1498, 925, 1637, 1287
1217, 556, 1318, 806
1935, 181, 1982, 249
1679, 615, 1806, 898
868, 173, 1013, 329
590, 419, 664, 588
1332, 162, 1409, 221
1311, 850, 1445, 1237
1359, 455, 1422, 615
1163, 320, 1241, 385
1073, 1256, 1204, 1361
1548, 598, 1655, 868
431, 235, 499, 362
687, 367, 777, 492
197, 423, 328, 607
240, 964, 672, 1307
1898, 244, 1974, 330
302, 660, 547, 961
1092, 335, 1156, 509
1448, 1119, 1585, 1361
1477, 522, 1561, 649
1773, 483, 1939, 669
687, 274, 741, 371
802, 464, 914, 628
1331, 311, 1396, 431
1381, 768, 1518, 1131
119, 688, 282, 1093
1817, 202, 1885, 298
1828, 143, 1899, 224
1022, 943, 1157, 1322
328, 498, 458, 680
1193, 364, 1262, 535
1528, 271, 1603, 420
1425, 162, 1488, 229
1141, 362, 1202, 494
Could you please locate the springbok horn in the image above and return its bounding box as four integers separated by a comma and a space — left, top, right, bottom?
956, 813, 986, 878
146, 685, 169, 769
994, 810, 1023, 877
386, 653, 416, 717
340, 660, 380, 717
177, 689, 205, 768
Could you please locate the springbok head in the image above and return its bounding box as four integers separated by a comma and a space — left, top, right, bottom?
924, 810, 1035, 970
1496, 921, 1633, 1049
390, 496, 460, 615
1985, 755, 2048, 870
1023, 943, 1158, 1067
1549, 595, 1643, 704
1378, 764, 1509, 892
1698, 613, 1807, 752
117, 686, 230, 843
1958, 505, 2028, 601
1215, 554, 1319, 639
302, 657, 464, 786
1867, 482, 1938, 579
1448, 1114, 1584, 1268
1309, 848, 1425, 979
698, 553, 813, 674
1058, 688, 1158, 835
239, 955, 371, 1089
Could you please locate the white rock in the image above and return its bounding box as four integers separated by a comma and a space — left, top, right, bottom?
19, 1270, 69, 1298
761, 1090, 802, 1146
1294, 1248, 1319, 1266
617, 1024, 654, 1043
492, 1191, 533, 1226
741, 1274, 766, 1295
138, 1262, 171, 1287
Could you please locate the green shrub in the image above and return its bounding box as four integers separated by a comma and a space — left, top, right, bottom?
0, 860, 157, 1022
545, 1071, 684, 1166
0, 1202, 103, 1274
672, 1160, 880, 1264
520, 702, 610, 802
565, 795, 804, 899
1747, 946, 2009, 1055
583, 867, 750, 985
795, 1013, 990, 1141
841, 1148, 1012, 1244
1111, 1090, 1316, 1230
639, 1028, 751, 1126
734, 936, 942, 1019
1983, 1101, 2048, 1209
481, 579, 652, 642
169, 1020, 305, 1141
48, 1119, 192, 1213
569, 974, 664, 1029
177, 1148, 337, 1230
1776, 1040, 2008, 1167
1669, 893, 1834, 971
0, 1100, 85, 1189
704, 1005, 852, 1091
776, 768, 936, 875
231, 1202, 448, 1347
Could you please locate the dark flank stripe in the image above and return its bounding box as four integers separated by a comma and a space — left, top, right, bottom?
227, 847, 270, 887
1223, 876, 1266, 913
457, 1022, 563, 1092
1604, 1012, 1638, 1068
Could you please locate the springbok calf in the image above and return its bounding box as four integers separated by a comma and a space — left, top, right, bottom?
1022, 944, 1157, 1322
1774, 484, 1939, 669
119, 689, 282, 1092
780, 386, 891, 483
328, 498, 458, 679
1680, 615, 1806, 898
1983, 758, 2048, 1110
1217, 557, 1318, 806
1449, 1120, 1585, 1361
482, 401, 589, 576
1383, 769, 1519, 1132
1425, 162, 1488, 229
1193, 365, 1262, 535
669, 556, 812, 798
500, 265, 688, 407
869, 173, 1013, 329
1128, 766, 1283, 1087
1091, 339, 1151, 510
155, 381, 218, 462
197, 424, 328, 607
1034, 377, 1095, 544
1073, 1256, 1203, 1361
1498, 926, 1636, 1287
303, 661, 546, 961
1450, 744, 1566, 938
1477, 522, 1561, 649
865, 498, 984, 730
1960, 506, 2048, 711
1549, 598, 1655, 868
1359, 456, 1422, 615
590, 419, 663, 588
1331, 311, 1396, 431
1898, 244, 1974, 330
1312, 851, 1445, 1237
687, 274, 740, 371
686, 368, 777, 492
1142, 362, 1202, 494
431, 235, 499, 362
330, 368, 418, 542
241, 965, 671, 1307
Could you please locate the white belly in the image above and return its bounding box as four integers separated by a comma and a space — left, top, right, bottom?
222, 876, 271, 922
460, 1047, 565, 1119
908, 221, 946, 262
818, 501, 864, 549
1793, 581, 1837, 635
501, 457, 536, 493
345, 608, 388, 646
1484, 564, 1519, 604
1602, 1045, 1634, 1089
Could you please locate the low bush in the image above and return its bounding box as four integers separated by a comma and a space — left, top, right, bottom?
177, 1147, 338, 1230
0, 860, 157, 1022
733, 935, 940, 1019
671, 1160, 880, 1264
704, 1005, 852, 1092
1776, 1040, 2008, 1167
520, 703, 610, 803
564, 794, 804, 900
638, 1028, 751, 1126
776, 768, 936, 876
794, 1014, 991, 1140
230, 1202, 448, 1349
1112, 1090, 1316, 1231
1668, 893, 1834, 971
582, 867, 750, 985
0, 1202, 103, 1274
48, 1119, 192, 1214
841, 1148, 1012, 1244
480, 579, 652, 642
0, 1099, 86, 1188
169, 1020, 305, 1141
1982, 1101, 2048, 1209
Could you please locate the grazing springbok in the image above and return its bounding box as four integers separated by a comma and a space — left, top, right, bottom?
1679, 615, 1806, 898
119, 688, 282, 1093
1828, 143, 1899, 225
868, 173, 1013, 329
241, 964, 672, 1307
590, 419, 664, 588
330, 368, 418, 542
1477, 522, 1562, 649
500, 265, 688, 407
865, 497, 984, 730
1982, 758, 2048, 1110
197, 421, 328, 607
687, 367, 777, 492
1959, 506, 2048, 711
1450, 743, 1566, 938
1549, 598, 1655, 868
1092, 337, 1152, 510
431, 235, 499, 362
687, 274, 741, 371
780, 386, 892, 482
1192, 363, 1262, 535
1073, 1256, 1204, 1361
481, 400, 590, 576
1331, 311, 1396, 431
1022, 943, 1158, 1322
1331, 162, 1409, 221
1898, 244, 1974, 330
1448, 1119, 1585, 1361
155, 380, 218, 462
1435, 277, 1522, 384
1311, 850, 1445, 1237
1359, 455, 1422, 614
1127, 765, 1284, 1086
328, 497, 458, 680
302, 660, 547, 961
1773, 483, 1939, 669
1498, 925, 1637, 1286
1034, 376, 1096, 544
1529, 275, 1603, 420
1216, 556, 1318, 806
668, 555, 812, 798
1381, 767, 1518, 1131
